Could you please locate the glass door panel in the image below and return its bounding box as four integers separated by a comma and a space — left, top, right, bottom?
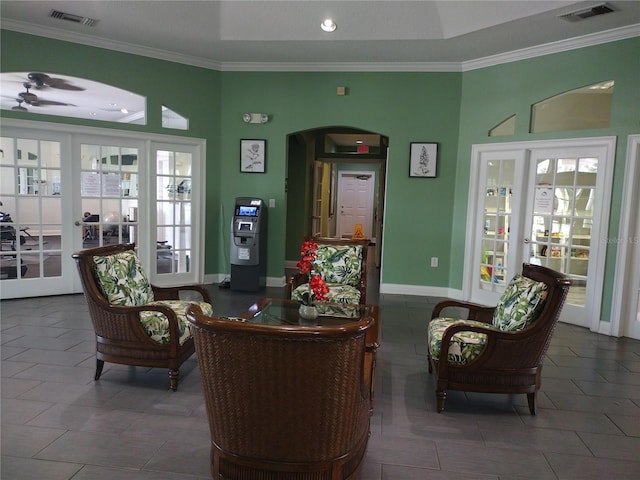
80, 143, 139, 249
477, 155, 519, 295
156, 149, 193, 275
1, 136, 63, 286
527, 156, 597, 308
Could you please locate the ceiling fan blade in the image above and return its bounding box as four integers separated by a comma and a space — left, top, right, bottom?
32, 100, 76, 107
28, 72, 85, 91
19, 91, 38, 103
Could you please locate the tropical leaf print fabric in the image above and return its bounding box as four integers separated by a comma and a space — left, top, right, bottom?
291, 283, 361, 305
492, 274, 547, 332
314, 244, 363, 287
141, 300, 213, 345
428, 318, 491, 365
93, 251, 154, 306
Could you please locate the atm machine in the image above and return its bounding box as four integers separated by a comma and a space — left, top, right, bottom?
230, 197, 267, 291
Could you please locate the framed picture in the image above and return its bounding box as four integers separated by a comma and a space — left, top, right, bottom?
409, 142, 438, 178
240, 139, 266, 173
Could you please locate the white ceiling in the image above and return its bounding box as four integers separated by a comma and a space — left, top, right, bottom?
2, 1, 639, 68
1, 1, 639, 122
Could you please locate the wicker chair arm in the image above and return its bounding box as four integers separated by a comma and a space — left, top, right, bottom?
437, 322, 524, 375
151, 284, 212, 303
431, 299, 495, 323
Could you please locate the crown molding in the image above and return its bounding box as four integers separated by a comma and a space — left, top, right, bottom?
461, 23, 640, 71
2, 19, 638, 73
218, 62, 462, 72
1, 19, 222, 70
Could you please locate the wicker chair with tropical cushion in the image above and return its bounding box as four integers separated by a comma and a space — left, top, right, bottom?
73, 243, 213, 390
186, 304, 374, 480
427, 263, 571, 414
286, 236, 370, 305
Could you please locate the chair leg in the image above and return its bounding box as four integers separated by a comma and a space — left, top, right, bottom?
95, 359, 104, 381
169, 369, 180, 391
436, 390, 446, 413
527, 392, 537, 415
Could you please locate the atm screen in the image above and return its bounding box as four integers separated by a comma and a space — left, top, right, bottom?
238, 206, 258, 216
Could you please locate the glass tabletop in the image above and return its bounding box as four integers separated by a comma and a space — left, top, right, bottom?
245, 298, 376, 327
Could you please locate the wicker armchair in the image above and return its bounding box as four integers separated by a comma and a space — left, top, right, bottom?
286, 236, 370, 305
186, 305, 374, 480
72, 243, 212, 390
427, 263, 571, 414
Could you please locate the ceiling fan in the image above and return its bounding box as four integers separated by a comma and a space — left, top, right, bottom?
17, 83, 75, 108
27, 72, 85, 91
11, 99, 28, 112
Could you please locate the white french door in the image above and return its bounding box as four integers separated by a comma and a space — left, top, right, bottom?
466, 138, 616, 330
0, 128, 74, 297
0, 119, 205, 299
151, 143, 204, 285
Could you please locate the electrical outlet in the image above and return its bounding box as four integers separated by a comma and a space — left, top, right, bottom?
431, 257, 439, 267
268, 198, 275, 208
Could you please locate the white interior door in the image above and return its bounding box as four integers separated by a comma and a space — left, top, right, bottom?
0, 128, 75, 298
336, 171, 374, 239
468, 148, 527, 305
524, 142, 615, 329
466, 138, 616, 331
151, 143, 204, 286
75, 135, 144, 254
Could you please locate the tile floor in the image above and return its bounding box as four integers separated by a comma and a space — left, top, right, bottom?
2, 274, 640, 479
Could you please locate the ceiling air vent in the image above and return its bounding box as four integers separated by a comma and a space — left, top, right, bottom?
559, 3, 614, 22
49, 10, 98, 27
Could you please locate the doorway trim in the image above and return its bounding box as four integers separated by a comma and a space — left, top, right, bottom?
610, 134, 640, 338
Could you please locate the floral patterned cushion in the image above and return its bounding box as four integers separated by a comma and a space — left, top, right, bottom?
291, 283, 361, 305
492, 274, 548, 332
93, 251, 154, 306
428, 318, 491, 365
141, 300, 213, 345
314, 244, 363, 287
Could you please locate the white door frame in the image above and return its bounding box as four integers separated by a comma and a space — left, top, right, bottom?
610, 135, 640, 338
1, 118, 206, 297
464, 137, 616, 332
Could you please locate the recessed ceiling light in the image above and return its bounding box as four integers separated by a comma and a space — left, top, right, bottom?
356, 140, 363, 144
120, 108, 129, 114
321, 18, 337, 33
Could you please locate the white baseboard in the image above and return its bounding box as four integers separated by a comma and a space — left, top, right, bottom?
379, 283, 463, 300
204, 273, 286, 288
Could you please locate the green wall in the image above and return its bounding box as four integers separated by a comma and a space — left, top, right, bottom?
218, 71, 462, 284
2, 29, 638, 322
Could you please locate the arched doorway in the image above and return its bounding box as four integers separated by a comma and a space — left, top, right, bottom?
284, 126, 388, 269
